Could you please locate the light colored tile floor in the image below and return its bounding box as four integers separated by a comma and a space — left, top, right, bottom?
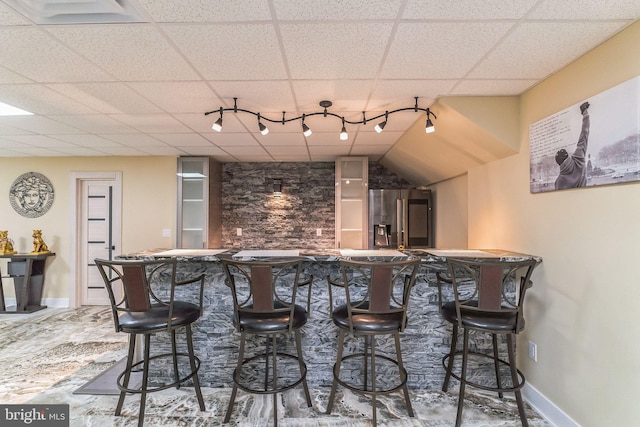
0, 307, 552, 426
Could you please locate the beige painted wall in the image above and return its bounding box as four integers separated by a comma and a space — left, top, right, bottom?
427, 174, 469, 249
0, 156, 177, 301
466, 21, 640, 426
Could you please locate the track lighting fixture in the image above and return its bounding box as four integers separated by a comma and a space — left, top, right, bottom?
204, 97, 437, 140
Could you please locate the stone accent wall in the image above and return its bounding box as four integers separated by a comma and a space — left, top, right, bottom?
220, 161, 413, 249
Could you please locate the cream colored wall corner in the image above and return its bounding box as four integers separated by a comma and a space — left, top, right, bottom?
468, 21, 640, 427
0, 157, 177, 303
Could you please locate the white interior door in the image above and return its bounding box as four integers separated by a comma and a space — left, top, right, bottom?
79, 178, 122, 305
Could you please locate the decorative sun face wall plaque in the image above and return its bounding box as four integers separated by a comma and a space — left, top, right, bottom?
9, 172, 55, 218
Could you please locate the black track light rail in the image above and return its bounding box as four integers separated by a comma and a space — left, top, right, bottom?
204, 96, 436, 126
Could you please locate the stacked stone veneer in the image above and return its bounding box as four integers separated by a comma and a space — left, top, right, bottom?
220, 161, 412, 249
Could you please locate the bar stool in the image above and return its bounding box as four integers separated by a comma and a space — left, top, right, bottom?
220, 257, 312, 426
325, 258, 421, 425
438, 258, 538, 426
94, 258, 206, 427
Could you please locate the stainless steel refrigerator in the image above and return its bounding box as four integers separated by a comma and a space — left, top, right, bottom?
368, 189, 434, 249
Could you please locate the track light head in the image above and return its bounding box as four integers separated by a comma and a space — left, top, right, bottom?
375, 111, 389, 133
339, 118, 348, 141
257, 113, 269, 135
302, 114, 312, 137
212, 107, 223, 132
425, 117, 435, 133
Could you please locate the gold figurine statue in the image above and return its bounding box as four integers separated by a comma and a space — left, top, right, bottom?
30, 229, 51, 254
0, 230, 17, 255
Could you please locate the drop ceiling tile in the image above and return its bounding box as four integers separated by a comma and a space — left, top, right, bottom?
93, 146, 148, 156
127, 82, 219, 114
47, 25, 199, 81
222, 145, 269, 156
48, 146, 110, 156
108, 114, 192, 133
270, 155, 311, 162
273, 0, 403, 20
529, 0, 640, 20
382, 22, 514, 79
354, 131, 405, 145
0, 149, 31, 157
254, 132, 306, 146
264, 145, 309, 156
0, 27, 114, 82
308, 145, 351, 156
209, 133, 261, 147
101, 133, 165, 147
208, 81, 296, 113
163, 24, 287, 80
135, 146, 185, 156
306, 132, 351, 146
4, 147, 67, 156
178, 146, 228, 156
469, 21, 630, 79
6, 135, 77, 147
0, 67, 32, 83
350, 145, 390, 156
49, 134, 124, 147
371, 81, 455, 106
48, 114, 137, 133
151, 133, 212, 146
0, 136, 27, 148
0, 2, 30, 25
46, 83, 163, 114
451, 79, 538, 95
0, 116, 88, 134
0, 84, 99, 115
280, 23, 394, 79
137, 0, 272, 22
0, 122, 33, 136
403, 0, 537, 19
292, 80, 373, 112
309, 154, 339, 162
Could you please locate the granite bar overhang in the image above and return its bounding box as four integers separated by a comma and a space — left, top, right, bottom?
115, 248, 541, 391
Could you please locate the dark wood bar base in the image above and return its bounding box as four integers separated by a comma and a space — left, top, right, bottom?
0, 253, 55, 314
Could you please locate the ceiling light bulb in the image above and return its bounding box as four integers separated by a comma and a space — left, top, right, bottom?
259, 122, 269, 135
302, 123, 312, 137
425, 117, 435, 134
340, 125, 348, 141
374, 120, 386, 133
212, 117, 223, 132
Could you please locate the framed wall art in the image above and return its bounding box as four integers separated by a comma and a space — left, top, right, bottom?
529, 76, 640, 193
9, 172, 55, 218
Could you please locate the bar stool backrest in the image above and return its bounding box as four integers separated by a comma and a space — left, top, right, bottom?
445, 258, 538, 332
220, 257, 304, 331
95, 258, 185, 332
337, 258, 421, 334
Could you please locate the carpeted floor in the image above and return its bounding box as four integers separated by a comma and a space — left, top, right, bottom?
0, 306, 551, 426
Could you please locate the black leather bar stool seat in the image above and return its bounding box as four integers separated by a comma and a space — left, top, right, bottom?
326, 258, 421, 426
220, 257, 313, 427
95, 258, 206, 427
437, 258, 538, 427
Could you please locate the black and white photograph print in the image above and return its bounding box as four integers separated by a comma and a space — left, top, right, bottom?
529, 76, 640, 193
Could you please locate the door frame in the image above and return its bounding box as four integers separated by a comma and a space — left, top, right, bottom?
69, 171, 122, 308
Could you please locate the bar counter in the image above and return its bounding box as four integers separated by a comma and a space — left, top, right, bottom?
117, 248, 541, 391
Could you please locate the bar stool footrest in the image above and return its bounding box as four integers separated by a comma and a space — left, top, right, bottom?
333, 352, 408, 396
442, 350, 525, 393
233, 351, 307, 395
117, 352, 201, 394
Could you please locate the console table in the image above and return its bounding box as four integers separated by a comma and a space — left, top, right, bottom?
0, 253, 55, 314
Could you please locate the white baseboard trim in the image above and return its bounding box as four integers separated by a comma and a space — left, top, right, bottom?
2, 298, 70, 309
523, 383, 580, 427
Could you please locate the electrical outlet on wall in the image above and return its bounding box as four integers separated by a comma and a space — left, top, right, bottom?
236, 228, 242, 236
528, 341, 537, 362
316, 228, 322, 236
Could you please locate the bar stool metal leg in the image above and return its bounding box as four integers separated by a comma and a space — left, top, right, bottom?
442, 323, 458, 392
507, 334, 529, 427
326, 329, 346, 414
456, 328, 470, 427
186, 325, 206, 410
395, 331, 414, 417
492, 333, 503, 399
